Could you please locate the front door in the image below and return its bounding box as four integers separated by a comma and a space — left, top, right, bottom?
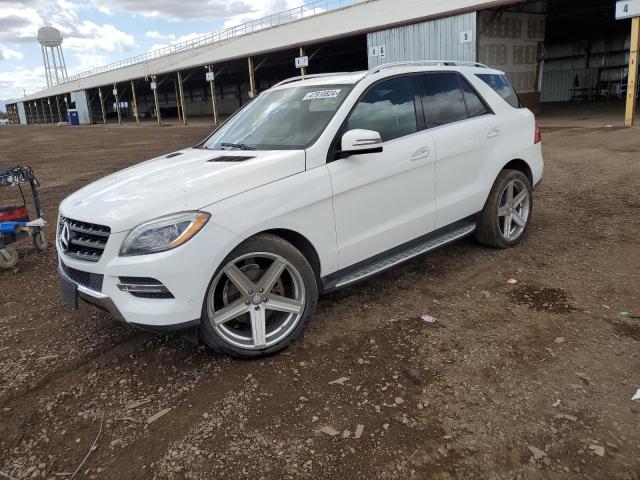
327, 75, 437, 269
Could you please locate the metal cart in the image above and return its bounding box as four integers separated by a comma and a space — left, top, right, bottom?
0, 166, 48, 269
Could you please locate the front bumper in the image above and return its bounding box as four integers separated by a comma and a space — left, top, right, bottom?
56, 218, 240, 330
58, 262, 125, 321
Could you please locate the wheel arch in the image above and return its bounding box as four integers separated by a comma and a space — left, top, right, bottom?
501, 158, 533, 185
257, 228, 322, 281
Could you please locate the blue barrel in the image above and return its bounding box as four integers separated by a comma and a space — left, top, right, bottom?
67, 109, 79, 125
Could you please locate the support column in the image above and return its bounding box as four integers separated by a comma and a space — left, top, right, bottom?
207, 65, 218, 125
114, 85, 122, 125
299, 46, 306, 79
177, 71, 187, 125
625, 17, 640, 127
55, 95, 62, 123
152, 75, 162, 125
47, 98, 54, 124
63, 96, 68, 123
41, 100, 47, 125
131, 80, 139, 124
98, 88, 106, 124
248, 56, 256, 100
174, 79, 182, 123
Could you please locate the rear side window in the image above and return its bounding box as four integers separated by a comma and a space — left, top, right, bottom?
347, 76, 418, 142
459, 77, 490, 118
476, 74, 521, 109
421, 73, 468, 128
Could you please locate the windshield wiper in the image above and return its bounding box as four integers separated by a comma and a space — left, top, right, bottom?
220, 142, 256, 151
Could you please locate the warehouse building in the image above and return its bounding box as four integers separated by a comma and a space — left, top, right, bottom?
5, 0, 636, 126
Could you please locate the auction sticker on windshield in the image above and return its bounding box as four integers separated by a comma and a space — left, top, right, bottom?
303, 89, 342, 100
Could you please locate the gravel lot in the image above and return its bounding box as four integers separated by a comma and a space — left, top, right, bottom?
0, 108, 639, 480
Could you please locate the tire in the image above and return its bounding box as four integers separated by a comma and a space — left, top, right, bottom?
475, 169, 533, 249
33, 231, 48, 251
0, 247, 19, 269
199, 233, 318, 359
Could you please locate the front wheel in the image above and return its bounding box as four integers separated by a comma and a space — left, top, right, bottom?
475, 169, 533, 249
199, 234, 318, 358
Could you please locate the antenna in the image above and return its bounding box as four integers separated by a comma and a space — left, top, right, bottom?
37, 27, 68, 87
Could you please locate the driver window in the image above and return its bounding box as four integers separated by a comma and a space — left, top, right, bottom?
347, 76, 418, 142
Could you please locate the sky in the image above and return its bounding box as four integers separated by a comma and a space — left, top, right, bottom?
0, 0, 311, 105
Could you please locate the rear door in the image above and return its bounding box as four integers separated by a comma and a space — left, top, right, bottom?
327, 75, 437, 268
421, 72, 498, 228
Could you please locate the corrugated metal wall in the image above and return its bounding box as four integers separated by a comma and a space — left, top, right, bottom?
540, 33, 630, 103
540, 69, 601, 102
366, 13, 476, 69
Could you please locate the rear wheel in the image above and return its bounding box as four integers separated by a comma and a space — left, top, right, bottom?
475, 169, 532, 249
0, 247, 19, 269
200, 234, 318, 358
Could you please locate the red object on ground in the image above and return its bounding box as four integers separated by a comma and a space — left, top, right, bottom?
0, 205, 29, 223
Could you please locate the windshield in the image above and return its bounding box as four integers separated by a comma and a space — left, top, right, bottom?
201, 84, 353, 150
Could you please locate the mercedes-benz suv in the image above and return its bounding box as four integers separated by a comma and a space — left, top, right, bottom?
57, 62, 543, 358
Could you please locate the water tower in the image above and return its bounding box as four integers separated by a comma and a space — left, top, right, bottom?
37, 27, 68, 87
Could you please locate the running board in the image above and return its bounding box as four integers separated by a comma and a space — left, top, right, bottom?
327, 223, 476, 290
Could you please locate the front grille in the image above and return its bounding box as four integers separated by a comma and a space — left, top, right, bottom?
60, 262, 104, 292
58, 216, 111, 262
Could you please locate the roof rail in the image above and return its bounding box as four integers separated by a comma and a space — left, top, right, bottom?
367, 60, 489, 76
272, 72, 357, 88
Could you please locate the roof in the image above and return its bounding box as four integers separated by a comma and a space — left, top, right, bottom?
10, 0, 521, 105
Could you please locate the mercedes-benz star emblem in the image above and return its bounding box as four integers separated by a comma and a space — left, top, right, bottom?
60, 222, 71, 252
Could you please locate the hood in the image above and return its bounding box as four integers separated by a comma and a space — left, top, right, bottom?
60, 148, 306, 232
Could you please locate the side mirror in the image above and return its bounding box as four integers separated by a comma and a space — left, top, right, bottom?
339, 129, 383, 158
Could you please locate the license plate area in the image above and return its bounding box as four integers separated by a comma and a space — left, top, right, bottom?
60, 274, 79, 309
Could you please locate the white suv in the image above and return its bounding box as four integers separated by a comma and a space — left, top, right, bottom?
57, 62, 543, 358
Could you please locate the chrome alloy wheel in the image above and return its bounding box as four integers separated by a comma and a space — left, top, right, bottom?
497, 178, 530, 242
207, 252, 306, 350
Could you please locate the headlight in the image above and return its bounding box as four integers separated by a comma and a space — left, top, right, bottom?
120, 211, 210, 256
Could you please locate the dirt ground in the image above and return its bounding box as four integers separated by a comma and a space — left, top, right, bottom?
0, 106, 639, 480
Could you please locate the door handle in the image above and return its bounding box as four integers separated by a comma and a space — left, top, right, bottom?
411, 147, 431, 161
487, 127, 501, 139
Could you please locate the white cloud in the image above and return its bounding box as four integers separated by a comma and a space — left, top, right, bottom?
64, 21, 136, 53
91, 0, 302, 22
0, 0, 137, 98
222, 0, 300, 29
0, 65, 47, 99
68, 52, 110, 75
0, 1, 135, 51
0, 47, 23, 61
145, 30, 164, 39
147, 32, 205, 54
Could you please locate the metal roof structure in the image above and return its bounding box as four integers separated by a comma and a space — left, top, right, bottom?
12, 0, 520, 104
